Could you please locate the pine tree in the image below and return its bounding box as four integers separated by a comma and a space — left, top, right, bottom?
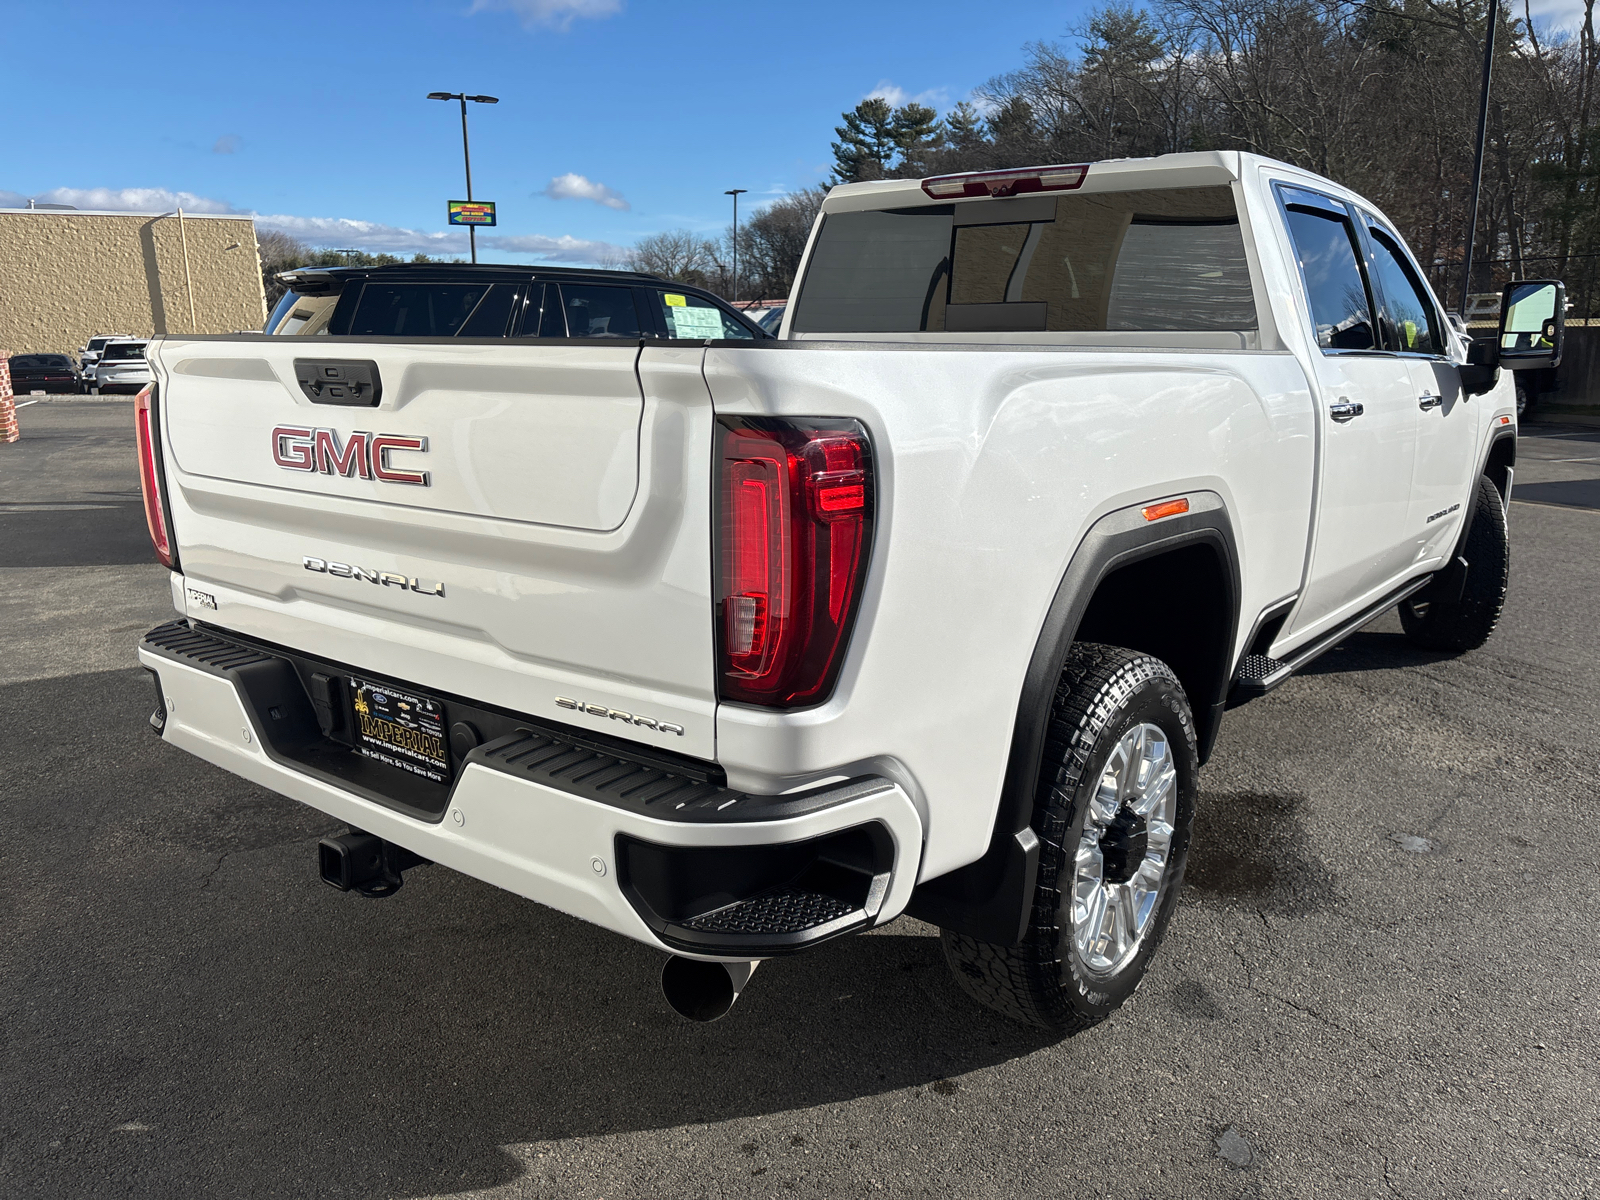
944, 101, 988, 151
831, 98, 899, 183
891, 102, 945, 175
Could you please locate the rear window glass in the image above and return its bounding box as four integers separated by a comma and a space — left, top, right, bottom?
11, 355, 72, 368
265, 289, 341, 336
346, 284, 491, 337
791, 186, 1257, 335
558, 284, 642, 338
102, 344, 146, 360
645, 290, 756, 340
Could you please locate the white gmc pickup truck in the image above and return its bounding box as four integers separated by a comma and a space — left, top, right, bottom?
136, 152, 1563, 1030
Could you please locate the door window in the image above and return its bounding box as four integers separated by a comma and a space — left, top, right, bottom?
644, 290, 756, 340
456, 284, 521, 337
558, 284, 642, 338
344, 283, 495, 337
1282, 204, 1377, 351
1365, 225, 1443, 356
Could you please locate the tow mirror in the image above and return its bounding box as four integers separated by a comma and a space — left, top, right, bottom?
1498, 279, 1564, 371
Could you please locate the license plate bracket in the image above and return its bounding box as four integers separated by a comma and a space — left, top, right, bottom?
349, 676, 450, 784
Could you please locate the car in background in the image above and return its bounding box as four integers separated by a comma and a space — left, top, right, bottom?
749, 305, 786, 334
79, 333, 134, 376
7, 353, 85, 393
93, 340, 151, 393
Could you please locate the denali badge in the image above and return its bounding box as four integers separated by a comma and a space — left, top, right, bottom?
272, 426, 430, 486
555, 696, 685, 736
304, 556, 445, 597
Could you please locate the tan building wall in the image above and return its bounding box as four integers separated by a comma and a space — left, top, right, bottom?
0, 209, 266, 357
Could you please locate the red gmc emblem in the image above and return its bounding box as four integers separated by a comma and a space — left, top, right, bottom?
271, 427, 430, 486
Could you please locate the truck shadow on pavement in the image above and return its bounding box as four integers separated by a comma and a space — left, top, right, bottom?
4, 667, 1065, 1200
1294, 628, 1455, 677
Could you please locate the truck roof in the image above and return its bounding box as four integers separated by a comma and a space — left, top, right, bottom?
821, 151, 1254, 211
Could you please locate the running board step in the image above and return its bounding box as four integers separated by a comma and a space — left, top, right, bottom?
1228, 574, 1433, 705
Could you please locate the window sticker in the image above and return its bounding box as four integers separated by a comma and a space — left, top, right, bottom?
668, 305, 724, 339
664, 293, 688, 307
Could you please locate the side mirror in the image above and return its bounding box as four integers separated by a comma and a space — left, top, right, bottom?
1459, 336, 1500, 397
1498, 279, 1564, 371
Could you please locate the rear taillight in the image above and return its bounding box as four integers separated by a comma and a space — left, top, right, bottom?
716, 417, 874, 709
134, 385, 178, 570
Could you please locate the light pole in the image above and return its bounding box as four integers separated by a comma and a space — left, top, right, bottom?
427, 91, 499, 263
724, 188, 747, 302
1458, 0, 1498, 316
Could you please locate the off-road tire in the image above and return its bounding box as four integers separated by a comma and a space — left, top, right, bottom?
1399, 474, 1509, 653
941, 643, 1198, 1032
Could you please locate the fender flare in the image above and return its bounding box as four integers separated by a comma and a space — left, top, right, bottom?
906, 491, 1240, 945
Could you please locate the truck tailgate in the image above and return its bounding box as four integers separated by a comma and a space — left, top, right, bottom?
151, 339, 718, 759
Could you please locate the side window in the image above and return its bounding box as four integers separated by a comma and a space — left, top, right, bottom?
344, 284, 491, 337
457, 284, 520, 337
559, 284, 642, 338
1282, 203, 1377, 351
1365, 225, 1442, 356
513, 284, 567, 337
646, 290, 756, 340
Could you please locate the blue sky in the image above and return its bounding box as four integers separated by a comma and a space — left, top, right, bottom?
2, 0, 1092, 263
7, 0, 1587, 264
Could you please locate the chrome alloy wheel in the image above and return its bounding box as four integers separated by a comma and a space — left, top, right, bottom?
1072, 722, 1177, 978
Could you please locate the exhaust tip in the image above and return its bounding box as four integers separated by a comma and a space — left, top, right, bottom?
661, 956, 758, 1022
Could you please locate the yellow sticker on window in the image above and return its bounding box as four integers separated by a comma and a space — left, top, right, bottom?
664, 293, 687, 307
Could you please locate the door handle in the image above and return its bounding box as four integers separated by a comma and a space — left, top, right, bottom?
1418, 392, 1442, 411
1329, 400, 1365, 423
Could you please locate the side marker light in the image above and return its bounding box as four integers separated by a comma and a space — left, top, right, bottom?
1142, 497, 1190, 522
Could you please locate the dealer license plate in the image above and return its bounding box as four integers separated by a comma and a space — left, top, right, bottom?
349, 677, 450, 784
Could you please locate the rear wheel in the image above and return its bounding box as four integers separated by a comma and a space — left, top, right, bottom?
1400, 474, 1509, 653
941, 644, 1197, 1032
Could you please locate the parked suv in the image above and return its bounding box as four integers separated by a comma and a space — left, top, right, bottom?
79, 334, 134, 376
93, 340, 151, 393
262, 264, 767, 341
136, 155, 1559, 1030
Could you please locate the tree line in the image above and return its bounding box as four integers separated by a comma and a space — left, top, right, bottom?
822, 0, 1600, 315
258, 229, 459, 310
261, 1, 1599, 317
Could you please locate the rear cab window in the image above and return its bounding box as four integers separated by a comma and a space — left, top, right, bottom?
791, 185, 1258, 339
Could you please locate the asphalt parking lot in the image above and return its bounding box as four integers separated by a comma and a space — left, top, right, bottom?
2, 399, 1598, 1199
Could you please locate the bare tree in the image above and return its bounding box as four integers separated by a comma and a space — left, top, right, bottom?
627, 229, 720, 287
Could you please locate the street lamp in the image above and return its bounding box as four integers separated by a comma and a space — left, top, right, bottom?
427, 91, 500, 264
724, 188, 747, 302
1458, 0, 1498, 316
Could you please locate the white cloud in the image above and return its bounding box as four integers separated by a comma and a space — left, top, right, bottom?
539, 172, 629, 210
213, 134, 242, 154
483, 233, 629, 262
865, 80, 951, 110
1526, 0, 1589, 28
467, 0, 621, 31
0, 184, 624, 264
18, 186, 245, 214
255, 213, 464, 255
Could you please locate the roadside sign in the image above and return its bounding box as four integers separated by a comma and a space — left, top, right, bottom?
448, 201, 497, 227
